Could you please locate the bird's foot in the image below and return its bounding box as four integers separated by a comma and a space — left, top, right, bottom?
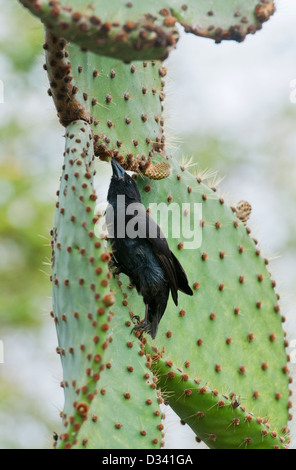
112, 267, 122, 276
108, 257, 122, 277
131, 316, 148, 340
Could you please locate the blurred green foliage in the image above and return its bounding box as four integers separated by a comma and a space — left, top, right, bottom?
0, 159, 53, 326
0, 1, 56, 327
0, 1, 44, 72
0, 2, 59, 448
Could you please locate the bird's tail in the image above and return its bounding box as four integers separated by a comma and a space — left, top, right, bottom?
147, 309, 161, 340
171, 252, 193, 297
146, 297, 168, 340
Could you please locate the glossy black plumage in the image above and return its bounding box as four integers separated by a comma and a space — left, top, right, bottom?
106, 159, 193, 339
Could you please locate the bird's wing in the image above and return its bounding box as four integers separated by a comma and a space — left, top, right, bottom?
136, 208, 192, 304
169, 251, 194, 297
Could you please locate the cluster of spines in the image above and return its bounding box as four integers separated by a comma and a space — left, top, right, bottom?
44, 30, 90, 126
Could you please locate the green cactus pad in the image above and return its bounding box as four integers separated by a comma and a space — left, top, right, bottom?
119, 157, 290, 448
71, 281, 163, 449
20, 0, 275, 60
52, 120, 162, 449
43, 33, 167, 170
152, 359, 288, 449
70, 44, 166, 171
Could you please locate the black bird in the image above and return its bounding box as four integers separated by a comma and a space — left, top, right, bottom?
106, 159, 193, 339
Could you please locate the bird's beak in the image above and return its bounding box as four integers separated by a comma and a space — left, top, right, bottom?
111, 159, 125, 180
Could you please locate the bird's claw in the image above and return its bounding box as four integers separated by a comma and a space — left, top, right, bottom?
108, 255, 122, 276
131, 315, 141, 325
130, 316, 148, 340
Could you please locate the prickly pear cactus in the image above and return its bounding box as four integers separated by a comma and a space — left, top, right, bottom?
20, 0, 275, 59
19, 0, 291, 450
52, 120, 162, 449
